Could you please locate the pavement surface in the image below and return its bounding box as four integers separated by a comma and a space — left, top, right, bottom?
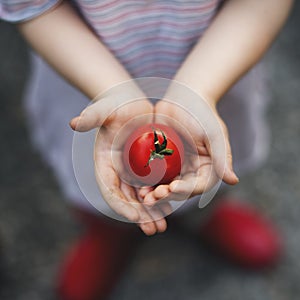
0, 3, 300, 300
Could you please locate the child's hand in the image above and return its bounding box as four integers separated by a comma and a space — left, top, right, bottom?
140, 98, 239, 206
69, 88, 169, 235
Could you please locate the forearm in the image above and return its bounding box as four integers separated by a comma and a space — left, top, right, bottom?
17, 1, 131, 99
173, 0, 294, 105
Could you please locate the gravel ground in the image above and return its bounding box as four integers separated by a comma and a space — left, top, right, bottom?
0, 3, 300, 300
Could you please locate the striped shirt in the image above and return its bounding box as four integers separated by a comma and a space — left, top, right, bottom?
1, 0, 222, 78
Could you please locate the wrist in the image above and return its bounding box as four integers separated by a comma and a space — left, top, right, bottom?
91, 78, 145, 103
163, 79, 219, 111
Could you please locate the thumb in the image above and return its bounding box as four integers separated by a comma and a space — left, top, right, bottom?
207, 126, 239, 185
69, 101, 105, 132
69, 115, 81, 131
69, 82, 150, 132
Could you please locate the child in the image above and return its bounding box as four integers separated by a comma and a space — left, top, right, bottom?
0, 0, 293, 299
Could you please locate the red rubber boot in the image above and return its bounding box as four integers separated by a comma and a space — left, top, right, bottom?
57, 211, 139, 300
199, 199, 283, 269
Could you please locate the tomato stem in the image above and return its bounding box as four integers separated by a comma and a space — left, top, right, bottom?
145, 128, 174, 167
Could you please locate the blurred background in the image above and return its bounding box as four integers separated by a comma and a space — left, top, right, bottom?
0, 2, 299, 300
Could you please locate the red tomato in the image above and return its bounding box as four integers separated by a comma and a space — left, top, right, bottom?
123, 124, 184, 186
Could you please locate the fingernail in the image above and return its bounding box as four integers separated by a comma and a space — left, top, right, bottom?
233, 172, 239, 182
69, 117, 79, 129
69, 119, 76, 130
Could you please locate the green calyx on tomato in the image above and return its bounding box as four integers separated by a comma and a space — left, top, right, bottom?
145, 128, 174, 167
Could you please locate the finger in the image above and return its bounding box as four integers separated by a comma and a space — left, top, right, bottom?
207, 125, 239, 185
137, 186, 154, 200
70, 91, 153, 132
95, 163, 140, 222
143, 185, 170, 206
144, 205, 168, 233
69, 116, 81, 130
121, 182, 168, 235
144, 184, 187, 205
137, 186, 172, 232
166, 160, 219, 197
169, 171, 218, 197
70, 101, 107, 132
120, 181, 158, 236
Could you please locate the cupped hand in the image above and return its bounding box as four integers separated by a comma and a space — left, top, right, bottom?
70, 86, 170, 235
141, 98, 239, 206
